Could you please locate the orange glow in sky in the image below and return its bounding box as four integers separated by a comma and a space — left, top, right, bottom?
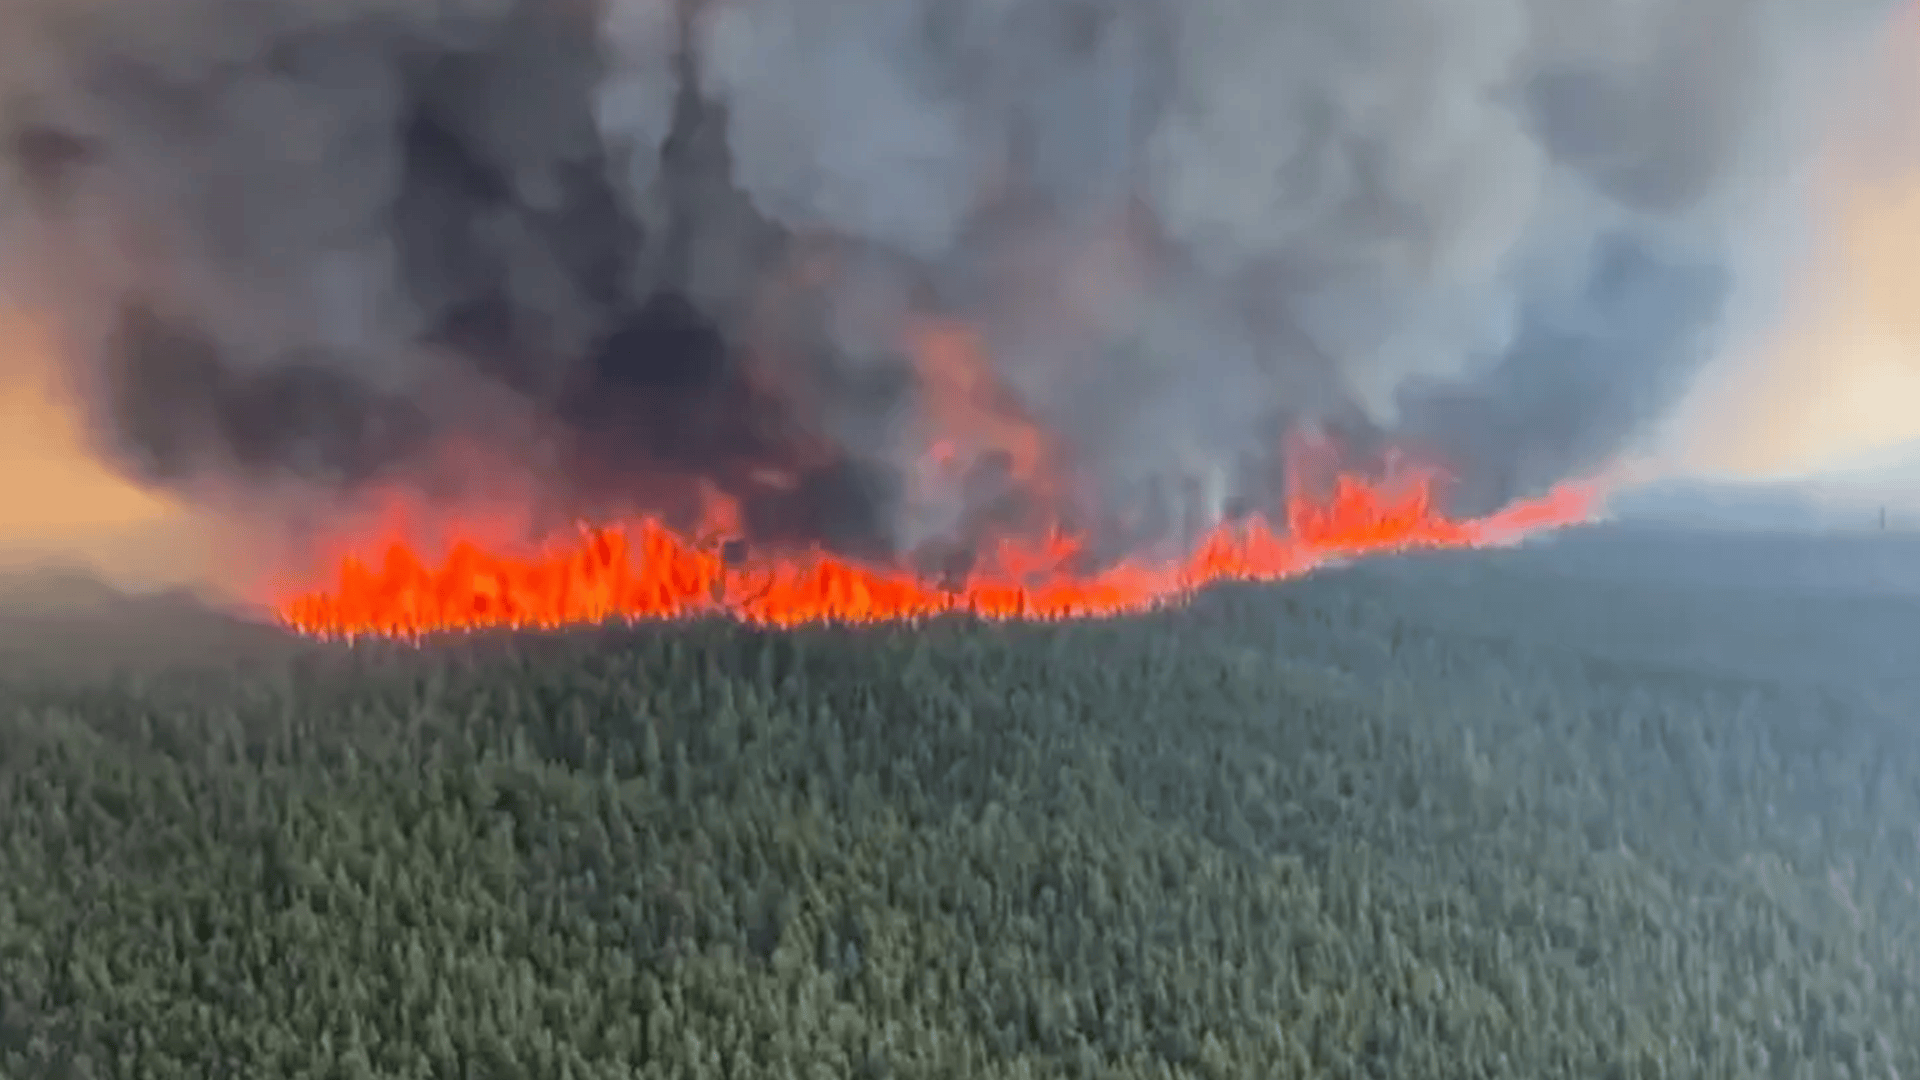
1674, 5, 1920, 478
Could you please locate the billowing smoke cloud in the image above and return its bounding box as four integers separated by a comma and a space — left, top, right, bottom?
0, 0, 1899, 556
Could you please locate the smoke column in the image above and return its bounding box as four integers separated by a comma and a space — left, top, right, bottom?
0, 0, 1902, 560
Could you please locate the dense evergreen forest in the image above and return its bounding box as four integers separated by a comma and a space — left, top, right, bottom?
2, 549, 1917, 1078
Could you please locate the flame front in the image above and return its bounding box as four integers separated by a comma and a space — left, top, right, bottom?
273, 471, 1602, 639
272, 312, 1606, 640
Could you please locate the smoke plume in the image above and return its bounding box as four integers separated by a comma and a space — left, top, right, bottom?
0, 0, 1899, 557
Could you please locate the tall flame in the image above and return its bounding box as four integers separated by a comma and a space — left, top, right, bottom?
273, 300, 1605, 639
272, 470, 1601, 639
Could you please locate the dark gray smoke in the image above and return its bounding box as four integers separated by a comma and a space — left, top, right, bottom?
0, 0, 1899, 555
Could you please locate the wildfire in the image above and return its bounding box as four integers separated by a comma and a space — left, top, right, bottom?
272, 470, 1602, 639
270, 305, 1605, 640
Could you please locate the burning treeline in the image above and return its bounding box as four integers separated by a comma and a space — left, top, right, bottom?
0, 0, 1899, 634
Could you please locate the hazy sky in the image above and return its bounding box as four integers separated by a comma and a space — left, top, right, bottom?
1, 309, 165, 530
1671, 4, 1920, 478
0, 306, 215, 587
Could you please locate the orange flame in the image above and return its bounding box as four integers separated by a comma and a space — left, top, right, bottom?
272, 471, 1603, 639
908, 317, 1054, 486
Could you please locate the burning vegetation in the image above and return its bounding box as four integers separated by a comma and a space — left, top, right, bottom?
0, 6, 1916, 1073
0, 0, 1880, 632
272, 442, 1601, 637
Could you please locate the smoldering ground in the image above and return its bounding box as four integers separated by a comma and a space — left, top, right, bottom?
0, 0, 1899, 560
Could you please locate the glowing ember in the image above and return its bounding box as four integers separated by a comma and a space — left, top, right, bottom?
273, 473, 1603, 639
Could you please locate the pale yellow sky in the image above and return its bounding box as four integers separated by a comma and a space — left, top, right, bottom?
1672, 5, 1920, 478
0, 307, 216, 588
